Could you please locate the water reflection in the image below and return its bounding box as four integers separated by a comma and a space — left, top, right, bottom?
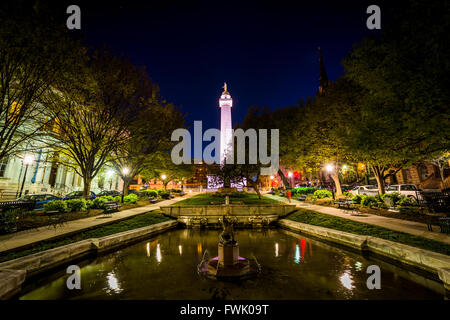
106, 272, 122, 294
156, 243, 162, 263
19, 229, 445, 300
339, 271, 354, 290
294, 244, 301, 264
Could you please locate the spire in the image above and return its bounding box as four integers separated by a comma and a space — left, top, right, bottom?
318, 46, 329, 94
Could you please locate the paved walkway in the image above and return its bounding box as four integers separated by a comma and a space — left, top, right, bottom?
266, 194, 450, 245
0, 193, 198, 254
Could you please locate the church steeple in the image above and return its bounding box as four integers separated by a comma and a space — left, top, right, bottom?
318, 46, 329, 94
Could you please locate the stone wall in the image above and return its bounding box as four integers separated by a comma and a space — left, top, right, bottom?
278, 219, 450, 291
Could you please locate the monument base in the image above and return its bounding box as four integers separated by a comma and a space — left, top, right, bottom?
218, 242, 239, 266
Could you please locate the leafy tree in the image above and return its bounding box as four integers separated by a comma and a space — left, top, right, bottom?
0, 3, 76, 159
44, 50, 141, 198
109, 73, 185, 195
141, 155, 194, 191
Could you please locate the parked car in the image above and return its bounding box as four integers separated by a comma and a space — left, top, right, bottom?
349, 185, 379, 195
17, 194, 61, 210
340, 184, 352, 192
63, 191, 96, 200
385, 184, 422, 201
96, 190, 121, 197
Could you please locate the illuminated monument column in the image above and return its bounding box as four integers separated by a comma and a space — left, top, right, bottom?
219, 82, 233, 164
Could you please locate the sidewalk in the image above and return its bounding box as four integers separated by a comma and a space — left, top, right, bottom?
267, 194, 450, 245
0, 193, 198, 254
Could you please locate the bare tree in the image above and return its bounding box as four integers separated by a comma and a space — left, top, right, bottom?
43, 51, 143, 198
0, 8, 75, 159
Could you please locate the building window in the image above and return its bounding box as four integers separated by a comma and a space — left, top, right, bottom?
0, 157, 9, 177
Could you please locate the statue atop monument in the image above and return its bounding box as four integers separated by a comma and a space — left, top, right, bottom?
222, 82, 228, 95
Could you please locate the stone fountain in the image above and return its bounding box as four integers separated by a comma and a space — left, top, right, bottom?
197, 197, 261, 279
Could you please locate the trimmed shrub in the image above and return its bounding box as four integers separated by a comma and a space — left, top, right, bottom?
124, 193, 138, 204
291, 187, 316, 195
397, 195, 416, 207
159, 191, 171, 199
312, 189, 332, 199
92, 197, 108, 209
145, 190, 158, 198
44, 200, 68, 213
86, 200, 95, 210
360, 195, 378, 208
66, 199, 87, 212
343, 191, 352, 198
351, 194, 363, 204
381, 192, 402, 206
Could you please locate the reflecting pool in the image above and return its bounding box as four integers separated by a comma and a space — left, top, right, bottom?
19, 229, 445, 299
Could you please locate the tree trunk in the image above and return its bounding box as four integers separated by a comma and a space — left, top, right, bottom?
277, 168, 290, 189
331, 173, 342, 197
251, 180, 262, 199
371, 165, 386, 194
439, 167, 447, 190
122, 178, 131, 196
83, 176, 92, 199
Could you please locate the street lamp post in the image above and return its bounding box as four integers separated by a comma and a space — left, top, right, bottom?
19, 155, 34, 198
121, 167, 130, 203
161, 174, 167, 190
288, 171, 293, 188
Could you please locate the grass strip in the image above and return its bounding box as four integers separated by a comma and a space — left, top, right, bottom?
0, 211, 170, 263
286, 209, 450, 255
173, 192, 281, 206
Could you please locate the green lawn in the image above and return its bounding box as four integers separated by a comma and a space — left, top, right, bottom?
286, 209, 450, 256
0, 211, 171, 263
172, 192, 282, 206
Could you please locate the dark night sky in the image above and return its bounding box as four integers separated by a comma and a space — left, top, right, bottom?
63, 0, 383, 132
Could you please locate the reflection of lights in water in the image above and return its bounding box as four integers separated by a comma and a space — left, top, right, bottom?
294, 244, 301, 264
178, 245, 182, 256
355, 261, 363, 271
156, 243, 162, 263
146, 242, 150, 257
197, 243, 202, 256
339, 272, 354, 290
106, 272, 122, 293
275, 243, 279, 257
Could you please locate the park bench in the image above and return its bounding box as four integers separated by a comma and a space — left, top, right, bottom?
335, 198, 356, 210
297, 195, 307, 201
148, 196, 157, 204
335, 198, 360, 215
438, 217, 450, 234
418, 191, 450, 214
46, 212, 67, 229
0, 200, 35, 212
169, 193, 175, 199
103, 201, 121, 215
